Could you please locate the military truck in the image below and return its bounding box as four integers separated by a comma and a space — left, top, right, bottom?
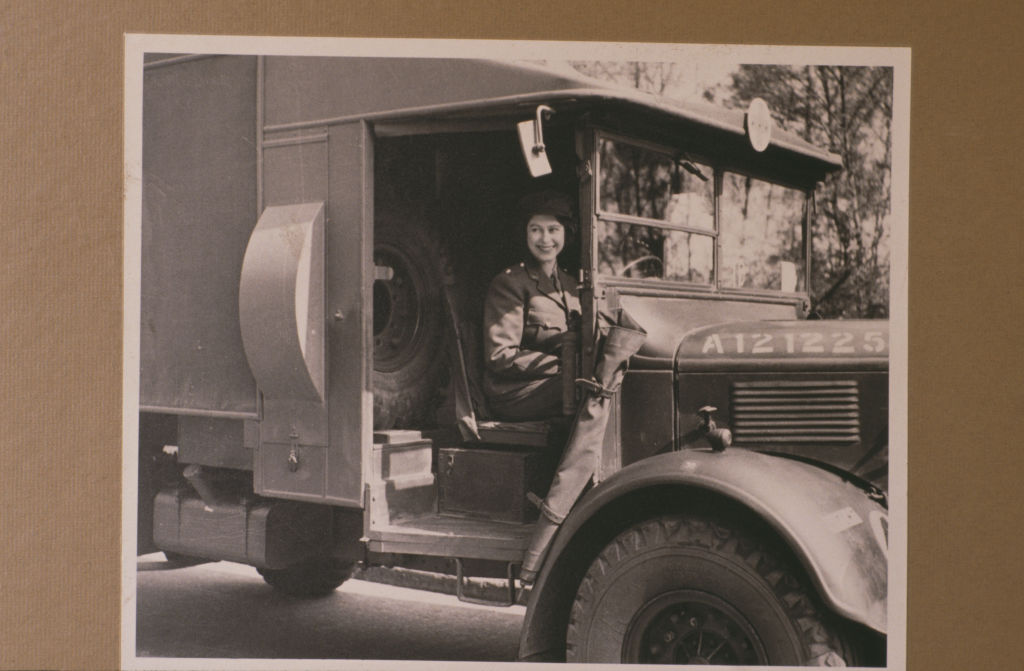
136, 54, 889, 666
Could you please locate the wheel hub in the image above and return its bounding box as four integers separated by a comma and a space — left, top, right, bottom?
623, 589, 767, 665
373, 247, 423, 372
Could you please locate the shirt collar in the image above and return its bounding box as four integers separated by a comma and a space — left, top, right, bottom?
524, 258, 566, 299
523, 256, 561, 281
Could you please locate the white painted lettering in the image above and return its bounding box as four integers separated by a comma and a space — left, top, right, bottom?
702, 334, 724, 354
751, 333, 773, 354
801, 332, 825, 353
864, 331, 886, 354
832, 332, 855, 354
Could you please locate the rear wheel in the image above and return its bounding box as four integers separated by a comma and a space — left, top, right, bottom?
257, 558, 354, 598
566, 514, 855, 665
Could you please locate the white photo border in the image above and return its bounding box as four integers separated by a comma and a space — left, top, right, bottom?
123, 34, 910, 671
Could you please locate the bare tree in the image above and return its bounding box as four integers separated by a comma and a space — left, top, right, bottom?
570, 61, 680, 96
716, 65, 893, 318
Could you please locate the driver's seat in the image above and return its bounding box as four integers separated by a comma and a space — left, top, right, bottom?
443, 290, 571, 448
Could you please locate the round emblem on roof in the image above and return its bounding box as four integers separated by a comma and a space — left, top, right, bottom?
745, 97, 773, 152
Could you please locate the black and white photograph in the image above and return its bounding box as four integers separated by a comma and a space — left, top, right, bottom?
122, 36, 908, 669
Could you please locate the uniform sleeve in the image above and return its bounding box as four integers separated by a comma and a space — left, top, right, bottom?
483, 272, 560, 379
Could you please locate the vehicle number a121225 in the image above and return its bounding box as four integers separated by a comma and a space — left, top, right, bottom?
700, 330, 888, 356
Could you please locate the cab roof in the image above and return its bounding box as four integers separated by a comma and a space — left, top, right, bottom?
148, 54, 843, 177
489, 60, 843, 171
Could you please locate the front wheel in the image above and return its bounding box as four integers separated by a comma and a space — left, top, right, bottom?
566, 514, 855, 666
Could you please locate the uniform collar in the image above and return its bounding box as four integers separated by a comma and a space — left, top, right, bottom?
523, 258, 568, 304
523, 257, 563, 282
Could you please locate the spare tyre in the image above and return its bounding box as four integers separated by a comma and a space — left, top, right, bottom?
372, 212, 448, 429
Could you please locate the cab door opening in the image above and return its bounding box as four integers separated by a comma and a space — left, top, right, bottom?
365, 123, 581, 563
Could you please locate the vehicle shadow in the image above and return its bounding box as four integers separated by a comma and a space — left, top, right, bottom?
134, 561, 524, 661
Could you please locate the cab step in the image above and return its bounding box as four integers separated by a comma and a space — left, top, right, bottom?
367, 432, 437, 527
453, 558, 521, 607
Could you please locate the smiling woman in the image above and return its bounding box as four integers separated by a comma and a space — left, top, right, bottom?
525, 215, 566, 272
482, 191, 581, 422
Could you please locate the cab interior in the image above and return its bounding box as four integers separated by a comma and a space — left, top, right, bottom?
365, 123, 583, 573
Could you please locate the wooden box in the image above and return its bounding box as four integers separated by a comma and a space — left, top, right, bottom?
437, 447, 556, 523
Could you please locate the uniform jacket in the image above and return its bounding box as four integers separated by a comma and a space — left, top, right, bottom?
483, 259, 581, 401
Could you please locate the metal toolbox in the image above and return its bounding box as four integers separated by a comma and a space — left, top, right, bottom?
437, 447, 557, 523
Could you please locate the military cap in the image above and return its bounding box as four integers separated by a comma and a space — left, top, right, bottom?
518, 190, 574, 222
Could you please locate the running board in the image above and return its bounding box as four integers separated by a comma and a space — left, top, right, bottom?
365, 514, 532, 561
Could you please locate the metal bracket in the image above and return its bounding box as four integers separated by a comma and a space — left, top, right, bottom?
531, 104, 555, 155
453, 558, 517, 607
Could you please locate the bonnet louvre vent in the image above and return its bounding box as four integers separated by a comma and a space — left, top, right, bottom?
731, 380, 860, 445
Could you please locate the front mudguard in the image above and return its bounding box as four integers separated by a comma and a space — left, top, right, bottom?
519, 447, 888, 661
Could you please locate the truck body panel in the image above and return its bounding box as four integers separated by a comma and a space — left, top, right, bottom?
248, 122, 374, 506
141, 55, 258, 416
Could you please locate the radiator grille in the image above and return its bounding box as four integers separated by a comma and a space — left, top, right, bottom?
731, 380, 860, 445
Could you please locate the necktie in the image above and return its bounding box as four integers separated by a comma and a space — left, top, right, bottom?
552, 271, 569, 317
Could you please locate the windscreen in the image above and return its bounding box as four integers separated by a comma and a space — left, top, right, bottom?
719, 173, 807, 292
597, 137, 715, 283
596, 134, 808, 294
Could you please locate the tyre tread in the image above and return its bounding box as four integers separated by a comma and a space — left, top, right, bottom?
566, 514, 853, 666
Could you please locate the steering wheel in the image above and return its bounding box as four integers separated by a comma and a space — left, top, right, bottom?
619, 254, 663, 278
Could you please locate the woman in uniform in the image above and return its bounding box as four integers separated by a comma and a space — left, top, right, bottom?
483, 190, 581, 421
